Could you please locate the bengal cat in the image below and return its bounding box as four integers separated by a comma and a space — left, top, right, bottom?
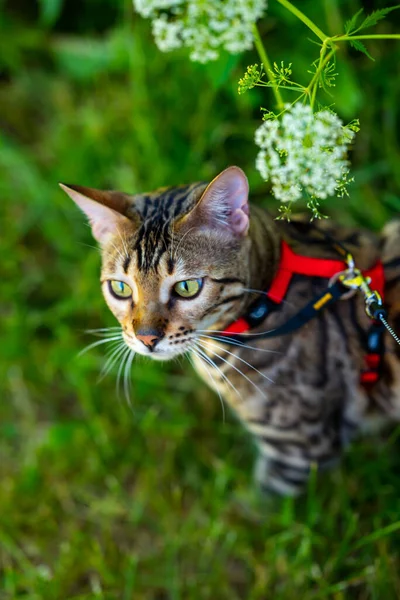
61, 166, 400, 495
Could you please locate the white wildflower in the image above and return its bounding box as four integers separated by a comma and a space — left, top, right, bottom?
132, 0, 268, 62
152, 15, 183, 51
254, 104, 357, 203
134, 0, 184, 19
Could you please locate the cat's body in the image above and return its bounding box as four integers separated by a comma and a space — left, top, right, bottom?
195, 214, 400, 494
62, 167, 400, 495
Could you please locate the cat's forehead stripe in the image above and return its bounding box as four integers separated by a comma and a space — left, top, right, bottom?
123, 255, 131, 273
132, 182, 207, 274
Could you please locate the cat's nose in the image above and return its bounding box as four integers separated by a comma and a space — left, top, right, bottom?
135, 328, 164, 350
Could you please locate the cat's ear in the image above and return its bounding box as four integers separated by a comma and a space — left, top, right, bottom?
60, 183, 136, 245
180, 166, 250, 236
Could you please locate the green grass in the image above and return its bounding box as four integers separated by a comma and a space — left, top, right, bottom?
1, 0, 400, 597
2, 356, 400, 598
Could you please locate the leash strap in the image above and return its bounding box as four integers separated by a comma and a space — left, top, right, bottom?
223, 280, 348, 343
219, 237, 397, 387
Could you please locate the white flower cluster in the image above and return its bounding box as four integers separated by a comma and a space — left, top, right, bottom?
255, 104, 356, 203
132, 0, 268, 63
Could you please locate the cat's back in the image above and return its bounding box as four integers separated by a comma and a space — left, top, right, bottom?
276, 215, 381, 270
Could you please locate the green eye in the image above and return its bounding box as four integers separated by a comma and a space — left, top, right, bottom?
109, 280, 132, 299
173, 278, 203, 299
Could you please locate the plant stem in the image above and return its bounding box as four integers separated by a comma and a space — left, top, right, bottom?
335, 34, 400, 42
304, 36, 335, 110
252, 24, 284, 110
260, 83, 306, 92
276, 0, 328, 42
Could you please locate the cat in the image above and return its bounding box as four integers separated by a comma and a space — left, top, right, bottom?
61, 166, 400, 495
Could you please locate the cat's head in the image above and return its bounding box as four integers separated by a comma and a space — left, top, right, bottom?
61, 166, 251, 360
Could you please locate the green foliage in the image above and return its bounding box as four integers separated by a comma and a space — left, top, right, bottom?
345, 5, 400, 35
344, 8, 365, 35
319, 60, 338, 91
346, 118, 361, 134
0, 0, 400, 597
270, 61, 294, 86
238, 64, 262, 94
38, 0, 64, 26
238, 1, 400, 216
349, 39, 375, 61
306, 198, 328, 220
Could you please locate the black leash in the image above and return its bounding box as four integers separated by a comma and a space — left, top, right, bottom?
221, 237, 400, 348
222, 279, 348, 343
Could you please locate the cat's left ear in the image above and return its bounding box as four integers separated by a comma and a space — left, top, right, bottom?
180, 166, 250, 236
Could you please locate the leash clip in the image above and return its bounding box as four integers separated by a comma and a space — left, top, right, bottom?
338, 251, 400, 347
329, 251, 366, 300
337, 252, 385, 321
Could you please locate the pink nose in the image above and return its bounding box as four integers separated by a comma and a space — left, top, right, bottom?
135, 329, 163, 350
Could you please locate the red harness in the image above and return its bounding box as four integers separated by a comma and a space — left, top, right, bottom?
223, 240, 385, 388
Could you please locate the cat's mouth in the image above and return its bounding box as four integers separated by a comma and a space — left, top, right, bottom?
123, 334, 195, 361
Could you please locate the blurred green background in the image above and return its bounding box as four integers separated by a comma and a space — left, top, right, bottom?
1, 0, 400, 598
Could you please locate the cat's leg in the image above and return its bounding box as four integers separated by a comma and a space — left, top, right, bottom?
254, 453, 311, 496
250, 401, 346, 495
242, 388, 340, 495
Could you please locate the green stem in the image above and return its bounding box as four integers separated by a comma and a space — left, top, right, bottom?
307, 43, 335, 109
276, 0, 328, 42
261, 84, 306, 92
252, 24, 284, 110
335, 34, 400, 41
312, 43, 327, 108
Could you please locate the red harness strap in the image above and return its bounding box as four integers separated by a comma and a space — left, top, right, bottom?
268, 240, 385, 302
225, 240, 385, 387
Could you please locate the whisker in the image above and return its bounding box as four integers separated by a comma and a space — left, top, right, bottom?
98, 341, 128, 382
187, 350, 226, 422
115, 225, 130, 260
190, 347, 235, 417
170, 223, 175, 264
123, 349, 136, 408
197, 328, 277, 338
192, 343, 243, 404
241, 288, 294, 308
109, 239, 128, 264
199, 338, 274, 385
104, 338, 126, 355
84, 327, 123, 338
78, 335, 123, 357
116, 346, 131, 399
86, 327, 122, 332
198, 333, 282, 355
159, 230, 170, 256
173, 227, 197, 261
78, 242, 101, 253
196, 341, 268, 399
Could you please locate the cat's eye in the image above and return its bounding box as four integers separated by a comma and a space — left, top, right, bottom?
109, 280, 132, 299
173, 278, 203, 299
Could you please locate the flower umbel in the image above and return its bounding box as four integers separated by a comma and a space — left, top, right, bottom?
254, 104, 358, 207
238, 64, 262, 94
132, 0, 268, 63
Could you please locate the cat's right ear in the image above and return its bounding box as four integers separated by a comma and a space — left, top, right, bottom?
177, 166, 250, 237
60, 184, 136, 245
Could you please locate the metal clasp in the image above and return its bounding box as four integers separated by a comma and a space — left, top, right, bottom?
330, 248, 400, 346
336, 252, 384, 320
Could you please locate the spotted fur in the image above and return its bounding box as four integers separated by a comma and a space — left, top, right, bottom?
63, 167, 400, 495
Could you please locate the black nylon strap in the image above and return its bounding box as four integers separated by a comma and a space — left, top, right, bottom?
222, 281, 348, 343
